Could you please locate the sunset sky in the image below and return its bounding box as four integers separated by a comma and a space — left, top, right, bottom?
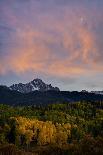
0, 0, 103, 91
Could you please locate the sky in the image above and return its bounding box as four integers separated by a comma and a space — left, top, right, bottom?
0, 0, 103, 91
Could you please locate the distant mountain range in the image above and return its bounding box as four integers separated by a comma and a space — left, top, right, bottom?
90, 91, 103, 95
9, 78, 60, 93
0, 79, 103, 106
0, 78, 103, 106
1, 79, 103, 95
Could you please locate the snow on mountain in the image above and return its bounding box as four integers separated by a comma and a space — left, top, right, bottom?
91, 91, 103, 95
9, 78, 60, 93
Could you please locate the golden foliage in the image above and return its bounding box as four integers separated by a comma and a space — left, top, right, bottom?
9, 117, 73, 146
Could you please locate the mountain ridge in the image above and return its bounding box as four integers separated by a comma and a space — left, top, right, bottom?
0, 85, 103, 106
9, 78, 60, 93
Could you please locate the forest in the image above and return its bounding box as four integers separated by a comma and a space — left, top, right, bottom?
0, 101, 103, 155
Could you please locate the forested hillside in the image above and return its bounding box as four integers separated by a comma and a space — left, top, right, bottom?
0, 101, 103, 154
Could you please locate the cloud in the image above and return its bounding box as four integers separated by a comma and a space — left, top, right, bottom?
0, 0, 103, 80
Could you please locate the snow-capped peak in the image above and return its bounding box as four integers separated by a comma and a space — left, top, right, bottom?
9, 78, 60, 93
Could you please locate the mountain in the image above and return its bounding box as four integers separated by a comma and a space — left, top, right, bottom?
91, 91, 103, 95
9, 78, 60, 93
0, 85, 103, 106
0, 79, 103, 106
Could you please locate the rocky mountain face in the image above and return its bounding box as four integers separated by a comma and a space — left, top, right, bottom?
9, 78, 60, 93
91, 91, 103, 95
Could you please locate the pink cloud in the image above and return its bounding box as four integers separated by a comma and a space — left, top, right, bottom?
0, 2, 103, 78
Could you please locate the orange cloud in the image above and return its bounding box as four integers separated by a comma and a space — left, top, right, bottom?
0, 4, 103, 78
